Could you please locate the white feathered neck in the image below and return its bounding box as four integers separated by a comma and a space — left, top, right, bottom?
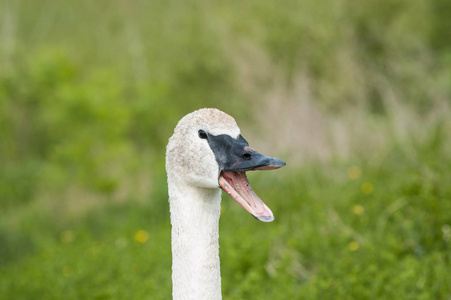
166, 108, 240, 300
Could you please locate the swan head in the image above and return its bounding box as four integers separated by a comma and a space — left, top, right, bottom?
166, 108, 285, 222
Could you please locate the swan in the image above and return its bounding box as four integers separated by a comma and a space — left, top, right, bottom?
166, 108, 285, 299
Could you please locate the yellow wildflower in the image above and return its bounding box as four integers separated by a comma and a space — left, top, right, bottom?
352, 205, 365, 215
361, 182, 374, 194
348, 241, 359, 251
347, 166, 362, 180
134, 230, 149, 243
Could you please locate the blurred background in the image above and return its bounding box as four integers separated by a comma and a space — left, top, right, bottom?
1, 0, 450, 298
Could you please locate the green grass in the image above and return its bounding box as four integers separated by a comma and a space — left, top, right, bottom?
1, 136, 450, 299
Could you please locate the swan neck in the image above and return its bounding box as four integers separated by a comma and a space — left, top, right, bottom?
169, 184, 222, 300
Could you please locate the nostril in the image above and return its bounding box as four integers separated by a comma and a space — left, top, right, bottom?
243, 153, 252, 159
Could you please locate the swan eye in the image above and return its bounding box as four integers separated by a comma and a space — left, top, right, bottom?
198, 129, 208, 140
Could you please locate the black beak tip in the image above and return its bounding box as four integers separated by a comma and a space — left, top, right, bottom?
250, 156, 286, 171
264, 157, 286, 169
253, 215, 275, 222
273, 158, 286, 168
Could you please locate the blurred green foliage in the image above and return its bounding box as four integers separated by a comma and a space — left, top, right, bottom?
0, 0, 450, 298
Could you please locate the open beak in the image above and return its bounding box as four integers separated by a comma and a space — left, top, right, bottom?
205, 132, 285, 222
218, 171, 272, 222
218, 152, 285, 222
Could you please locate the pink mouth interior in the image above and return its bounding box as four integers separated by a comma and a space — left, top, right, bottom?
219, 171, 274, 222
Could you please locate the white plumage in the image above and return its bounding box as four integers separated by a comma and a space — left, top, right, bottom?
166, 108, 285, 300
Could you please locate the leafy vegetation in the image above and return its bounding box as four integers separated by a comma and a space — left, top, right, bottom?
0, 0, 450, 299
